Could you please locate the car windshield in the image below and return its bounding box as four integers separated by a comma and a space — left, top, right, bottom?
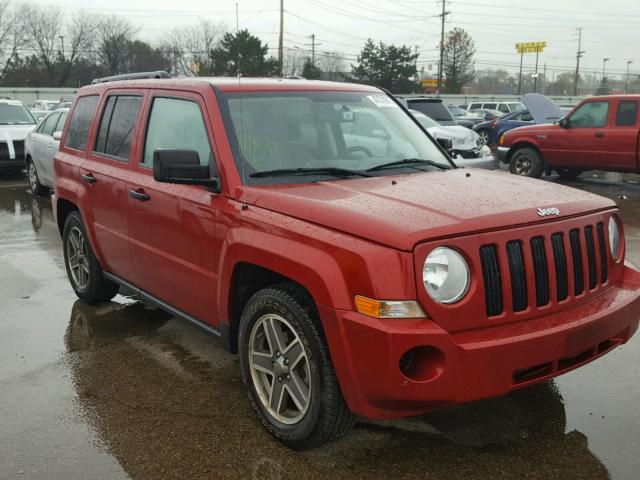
220, 91, 452, 185
0, 103, 36, 125
410, 110, 439, 128
448, 106, 466, 116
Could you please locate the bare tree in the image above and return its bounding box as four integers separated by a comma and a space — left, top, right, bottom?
163, 20, 227, 76
0, 1, 29, 78
442, 27, 475, 94
23, 4, 63, 78
96, 15, 137, 76
316, 51, 347, 79
283, 47, 306, 77
58, 12, 96, 84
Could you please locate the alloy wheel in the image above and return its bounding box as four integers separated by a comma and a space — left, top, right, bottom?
249, 313, 311, 425
513, 154, 534, 175
66, 226, 90, 290
28, 162, 38, 192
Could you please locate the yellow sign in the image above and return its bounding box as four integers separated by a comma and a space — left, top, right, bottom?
515, 41, 547, 54
420, 79, 438, 87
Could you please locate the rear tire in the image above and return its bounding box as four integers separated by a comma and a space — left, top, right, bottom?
556, 167, 582, 179
27, 159, 47, 196
62, 211, 119, 304
510, 147, 544, 178
239, 284, 354, 449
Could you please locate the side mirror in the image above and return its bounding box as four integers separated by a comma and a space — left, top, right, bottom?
559, 117, 570, 129
436, 136, 453, 152
153, 149, 220, 192
53, 131, 62, 141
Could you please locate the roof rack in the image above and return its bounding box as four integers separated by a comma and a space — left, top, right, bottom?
91, 71, 171, 84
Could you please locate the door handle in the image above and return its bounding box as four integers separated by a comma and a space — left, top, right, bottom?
128, 188, 150, 202
595, 132, 604, 138
81, 173, 97, 184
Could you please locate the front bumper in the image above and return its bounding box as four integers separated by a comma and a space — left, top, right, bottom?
319, 263, 640, 420
454, 152, 498, 170
496, 146, 510, 162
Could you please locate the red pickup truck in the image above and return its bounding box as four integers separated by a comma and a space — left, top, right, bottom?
53, 74, 640, 449
498, 95, 640, 178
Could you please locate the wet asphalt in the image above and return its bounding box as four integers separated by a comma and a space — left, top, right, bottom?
0, 170, 639, 480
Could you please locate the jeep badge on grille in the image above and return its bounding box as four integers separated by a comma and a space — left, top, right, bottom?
537, 207, 560, 217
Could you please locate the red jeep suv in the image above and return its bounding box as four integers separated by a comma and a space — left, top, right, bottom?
53, 74, 640, 449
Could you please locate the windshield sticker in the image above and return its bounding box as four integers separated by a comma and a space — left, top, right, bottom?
367, 95, 397, 108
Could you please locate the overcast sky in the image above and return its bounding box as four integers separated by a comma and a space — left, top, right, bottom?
26, 0, 640, 78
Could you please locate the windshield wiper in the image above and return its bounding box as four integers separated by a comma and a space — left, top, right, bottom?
250, 167, 372, 178
366, 158, 452, 172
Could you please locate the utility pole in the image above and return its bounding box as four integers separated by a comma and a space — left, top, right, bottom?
304, 34, 322, 66
517, 50, 524, 95
626, 60, 633, 93
437, 0, 450, 96
573, 27, 584, 96
542, 63, 547, 94
533, 49, 540, 93
278, 0, 284, 76
59, 35, 65, 61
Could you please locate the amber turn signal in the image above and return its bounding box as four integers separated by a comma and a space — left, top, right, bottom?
354, 295, 427, 319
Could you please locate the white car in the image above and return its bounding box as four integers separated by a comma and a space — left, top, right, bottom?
31, 100, 60, 122
0, 99, 38, 175
466, 101, 525, 115
25, 108, 68, 194
409, 109, 497, 169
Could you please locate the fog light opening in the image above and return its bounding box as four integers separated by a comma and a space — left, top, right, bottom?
399, 346, 445, 382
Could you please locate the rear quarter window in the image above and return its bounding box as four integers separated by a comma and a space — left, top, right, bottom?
65, 95, 99, 151
615, 101, 637, 126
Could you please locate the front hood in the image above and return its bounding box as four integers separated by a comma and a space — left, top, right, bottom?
244, 169, 615, 251
427, 125, 480, 151
522, 93, 564, 124
0, 125, 36, 142
505, 122, 558, 139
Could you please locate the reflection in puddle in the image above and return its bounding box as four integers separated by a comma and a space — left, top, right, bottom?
64, 300, 611, 480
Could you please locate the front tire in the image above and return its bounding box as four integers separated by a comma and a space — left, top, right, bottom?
510, 147, 544, 178
477, 129, 490, 146
239, 284, 354, 449
62, 211, 119, 304
27, 159, 47, 196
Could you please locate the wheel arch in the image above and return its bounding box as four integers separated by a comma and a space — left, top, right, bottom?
56, 197, 79, 236
507, 141, 544, 162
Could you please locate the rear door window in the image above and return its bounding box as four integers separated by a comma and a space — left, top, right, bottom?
615, 101, 637, 126
94, 95, 142, 161
65, 95, 99, 151
497, 104, 510, 114
469, 102, 481, 110
54, 111, 68, 134
142, 97, 213, 169
484, 103, 497, 110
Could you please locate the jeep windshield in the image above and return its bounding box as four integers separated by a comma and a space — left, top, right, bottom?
0, 102, 36, 125
219, 91, 453, 185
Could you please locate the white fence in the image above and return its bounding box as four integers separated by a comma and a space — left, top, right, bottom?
0, 87, 77, 106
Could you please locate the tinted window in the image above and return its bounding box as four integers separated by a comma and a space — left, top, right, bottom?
143, 97, 213, 168
615, 101, 637, 126
55, 111, 68, 133
570, 101, 609, 128
94, 96, 142, 160
42, 113, 60, 136
484, 103, 497, 110
407, 100, 453, 122
65, 96, 99, 150
469, 103, 481, 110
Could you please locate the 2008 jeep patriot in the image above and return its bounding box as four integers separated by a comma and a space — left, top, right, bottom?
53, 74, 640, 449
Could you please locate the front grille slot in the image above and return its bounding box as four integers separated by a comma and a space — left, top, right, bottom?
480, 245, 503, 316
530, 237, 549, 306
584, 226, 597, 290
506, 241, 527, 312
596, 222, 608, 283
551, 233, 568, 302
569, 229, 584, 295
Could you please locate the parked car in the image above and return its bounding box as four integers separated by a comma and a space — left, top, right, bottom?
469, 108, 505, 122
409, 109, 496, 169
0, 99, 38, 175
401, 97, 457, 125
53, 73, 640, 449
497, 94, 634, 178
467, 101, 525, 115
473, 94, 563, 146
32, 100, 59, 122
448, 105, 484, 129
25, 108, 68, 194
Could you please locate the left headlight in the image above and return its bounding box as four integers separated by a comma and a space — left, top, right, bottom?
608, 216, 622, 261
423, 247, 470, 304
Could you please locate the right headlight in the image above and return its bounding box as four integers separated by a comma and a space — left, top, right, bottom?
608, 216, 622, 261
423, 247, 470, 304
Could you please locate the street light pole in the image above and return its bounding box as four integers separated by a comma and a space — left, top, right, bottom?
626, 60, 633, 93
602, 57, 610, 81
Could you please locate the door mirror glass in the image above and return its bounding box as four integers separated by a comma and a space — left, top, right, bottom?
53, 131, 62, 141
153, 149, 220, 192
